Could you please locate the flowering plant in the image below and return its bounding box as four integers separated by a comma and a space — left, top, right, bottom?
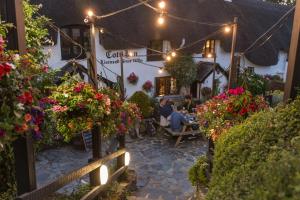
0, 25, 49, 150
127, 72, 139, 85
49, 80, 142, 141
197, 87, 268, 141
142, 80, 153, 92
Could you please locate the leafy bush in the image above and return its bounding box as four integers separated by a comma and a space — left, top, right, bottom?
128, 91, 154, 118
238, 70, 267, 96
188, 156, 209, 187
206, 97, 300, 200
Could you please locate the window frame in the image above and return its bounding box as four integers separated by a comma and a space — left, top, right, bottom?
147, 40, 163, 61
60, 25, 90, 60
202, 39, 216, 57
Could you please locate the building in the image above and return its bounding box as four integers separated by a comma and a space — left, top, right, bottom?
32, 0, 293, 99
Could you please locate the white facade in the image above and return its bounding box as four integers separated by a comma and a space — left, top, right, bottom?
44, 31, 288, 98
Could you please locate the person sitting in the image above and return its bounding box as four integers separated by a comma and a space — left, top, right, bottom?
170, 105, 188, 132
159, 98, 173, 127
182, 95, 195, 113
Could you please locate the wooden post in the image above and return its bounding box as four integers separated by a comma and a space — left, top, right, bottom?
284, 0, 300, 101
211, 54, 217, 96
120, 55, 125, 100
3, 0, 38, 195
87, 19, 101, 190
117, 55, 125, 172
228, 17, 238, 89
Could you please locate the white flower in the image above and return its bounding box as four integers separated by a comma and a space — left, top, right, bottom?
17, 103, 25, 110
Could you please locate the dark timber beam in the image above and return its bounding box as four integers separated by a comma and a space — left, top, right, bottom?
284, 0, 300, 101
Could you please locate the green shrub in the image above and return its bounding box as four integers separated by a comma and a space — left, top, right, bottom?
206, 97, 300, 200
188, 156, 209, 187
128, 91, 154, 118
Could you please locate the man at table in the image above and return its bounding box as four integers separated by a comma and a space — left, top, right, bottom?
182, 95, 196, 113
170, 105, 188, 132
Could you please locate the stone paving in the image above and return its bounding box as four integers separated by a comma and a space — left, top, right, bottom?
36, 134, 207, 199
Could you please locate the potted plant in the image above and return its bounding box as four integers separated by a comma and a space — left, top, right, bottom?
127, 72, 139, 85
142, 80, 153, 92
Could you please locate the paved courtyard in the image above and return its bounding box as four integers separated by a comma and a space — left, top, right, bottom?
36, 134, 207, 200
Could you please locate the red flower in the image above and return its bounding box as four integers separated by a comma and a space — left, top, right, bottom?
0, 63, 12, 79
143, 80, 153, 91
95, 93, 104, 101
24, 113, 32, 122
0, 129, 5, 137
239, 108, 248, 116
18, 91, 33, 104
73, 82, 85, 93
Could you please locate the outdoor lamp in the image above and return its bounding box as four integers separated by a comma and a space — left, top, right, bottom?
125, 152, 131, 166
100, 165, 109, 185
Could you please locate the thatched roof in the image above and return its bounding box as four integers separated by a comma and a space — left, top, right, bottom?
32, 0, 293, 66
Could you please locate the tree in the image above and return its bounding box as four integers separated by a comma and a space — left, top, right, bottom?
164, 55, 198, 92
265, 0, 295, 5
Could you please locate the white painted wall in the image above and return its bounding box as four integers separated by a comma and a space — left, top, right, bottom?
44, 32, 288, 98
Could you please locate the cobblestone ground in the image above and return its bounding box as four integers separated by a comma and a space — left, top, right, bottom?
36, 134, 207, 199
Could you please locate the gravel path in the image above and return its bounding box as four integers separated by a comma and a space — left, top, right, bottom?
36, 134, 207, 199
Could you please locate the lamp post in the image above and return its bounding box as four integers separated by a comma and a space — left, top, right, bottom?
228, 17, 238, 89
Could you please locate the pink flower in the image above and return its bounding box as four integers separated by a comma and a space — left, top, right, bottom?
52, 105, 68, 112
228, 87, 245, 96
42, 65, 49, 73
40, 97, 58, 105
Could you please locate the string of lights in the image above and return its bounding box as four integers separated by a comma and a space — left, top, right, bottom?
93, 0, 152, 19
139, 0, 231, 27
241, 5, 295, 55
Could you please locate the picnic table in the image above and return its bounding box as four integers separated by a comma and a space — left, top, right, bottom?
163, 113, 201, 147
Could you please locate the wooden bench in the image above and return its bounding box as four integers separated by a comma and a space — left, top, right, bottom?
163, 125, 201, 147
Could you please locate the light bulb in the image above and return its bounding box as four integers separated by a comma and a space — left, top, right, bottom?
158, 68, 163, 74
171, 51, 176, 57
128, 51, 134, 57
157, 16, 165, 25
158, 1, 166, 9
87, 10, 94, 17
100, 28, 104, 34
224, 26, 231, 33
207, 53, 213, 58
166, 56, 171, 61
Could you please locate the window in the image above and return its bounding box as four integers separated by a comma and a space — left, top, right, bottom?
155, 76, 177, 96
147, 40, 163, 61
61, 25, 90, 60
202, 40, 215, 57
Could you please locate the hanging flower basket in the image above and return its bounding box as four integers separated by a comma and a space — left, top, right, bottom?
127, 72, 139, 85
142, 80, 153, 92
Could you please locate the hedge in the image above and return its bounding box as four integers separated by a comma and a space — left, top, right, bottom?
128, 91, 154, 118
206, 98, 300, 200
